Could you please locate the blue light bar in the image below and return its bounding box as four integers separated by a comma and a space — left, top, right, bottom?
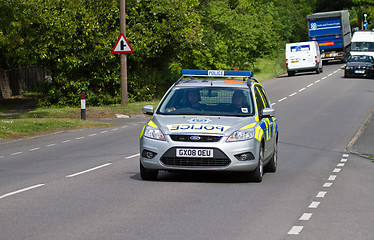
181, 69, 254, 78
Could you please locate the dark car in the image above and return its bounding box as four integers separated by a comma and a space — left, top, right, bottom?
344, 55, 374, 78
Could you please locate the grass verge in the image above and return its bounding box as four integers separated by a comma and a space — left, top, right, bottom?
0, 100, 159, 140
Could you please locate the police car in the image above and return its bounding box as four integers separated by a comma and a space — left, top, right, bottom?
140, 70, 278, 182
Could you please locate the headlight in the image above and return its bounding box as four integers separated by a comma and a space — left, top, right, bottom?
227, 128, 254, 142
144, 125, 165, 141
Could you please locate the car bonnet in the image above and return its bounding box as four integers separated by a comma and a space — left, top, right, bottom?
151, 114, 257, 136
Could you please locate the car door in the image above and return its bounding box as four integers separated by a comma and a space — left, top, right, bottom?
254, 85, 276, 160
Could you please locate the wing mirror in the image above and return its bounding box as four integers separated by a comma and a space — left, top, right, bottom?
142, 105, 154, 115
261, 107, 275, 118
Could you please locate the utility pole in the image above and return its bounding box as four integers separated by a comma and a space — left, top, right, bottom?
120, 0, 128, 106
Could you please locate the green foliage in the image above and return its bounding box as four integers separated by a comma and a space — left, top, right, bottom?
9, 0, 371, 106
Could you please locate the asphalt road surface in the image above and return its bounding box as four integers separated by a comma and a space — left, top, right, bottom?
1, 63, 374, 240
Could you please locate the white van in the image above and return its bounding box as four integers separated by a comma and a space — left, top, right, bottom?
286, 41, 323, 76
350, 30, 374, 58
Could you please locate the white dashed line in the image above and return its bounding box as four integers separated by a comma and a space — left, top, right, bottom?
288, 226, 303, 235
88, 134, 97, 136
328, 175, 337, 181
47, 144, 56, 147
343, 154, 349, 158
278, 97, 287, 102
121, 126, 128, 129
337, 163, 345, 167
341, 158, 347, 163
314, 80, 321, 83
125, 153, 140, 159
28, 148, 40, 151
289, 92, 297, 97
62, 140, 71, 143
0, 184, 45, 200
333, 168, 341, 173
309, 201, 320, 208
307, 83, 314, 87
11, 152, 23, 156
66, 163, 112, 178
75, 137, 84, 140
323, 182, 333, 188
112, 128, 119, 131
0, 156, 4, 159
316, 191, 327, 198
298, 87, 306, 92
299, 213, 312, 221
100, 131, 108, 134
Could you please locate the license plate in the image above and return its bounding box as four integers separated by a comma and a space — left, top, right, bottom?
355, 70, 365, 74
326, 54, 330, 57
291, 60, 299, 63
176, 148, 213, 158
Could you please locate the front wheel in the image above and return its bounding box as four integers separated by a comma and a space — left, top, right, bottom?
265, 141, 277, 173
251, 145, 264, 182
140, 162, 158, 180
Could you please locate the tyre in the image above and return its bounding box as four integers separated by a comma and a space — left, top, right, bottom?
140, 162, 158, 180
251, 145, 264, 182
288, 71, 295, 77
265, 140, 277, 173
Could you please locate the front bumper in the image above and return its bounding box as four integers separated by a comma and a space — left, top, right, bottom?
140, 134, 260, 172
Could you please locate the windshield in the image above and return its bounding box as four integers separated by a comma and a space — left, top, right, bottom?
157, 87, 255, 116
351, 42, 374, 52
349, 55, 374, 63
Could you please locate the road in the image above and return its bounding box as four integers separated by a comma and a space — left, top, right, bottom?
1, 63, 374, 240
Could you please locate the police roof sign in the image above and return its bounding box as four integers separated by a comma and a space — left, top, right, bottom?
112, 33, 133, 53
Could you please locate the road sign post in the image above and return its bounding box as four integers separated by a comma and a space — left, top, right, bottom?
111, 0, 134, 106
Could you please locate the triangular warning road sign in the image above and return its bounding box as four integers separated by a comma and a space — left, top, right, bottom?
112, 33, 133, 53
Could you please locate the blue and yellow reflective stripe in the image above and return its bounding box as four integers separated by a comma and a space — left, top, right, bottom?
255, 125, 264, 141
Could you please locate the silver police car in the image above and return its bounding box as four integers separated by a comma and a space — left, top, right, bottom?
140, 70, 278, 182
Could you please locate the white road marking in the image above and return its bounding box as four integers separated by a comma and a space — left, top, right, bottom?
298, 87, 306, 92
278, 97, 287, 102
317, 191, 327, 198
337, 163, 345, 167
343, 154, 349, 158
11, 152, 22, 156
75, 137, 84, 140
309, 201, 320, 208
66, 163, 112, 178
307, 83, 314, 87
322, 76, 327, 80
28, 148, 40, 151
62, 140, 71, 143
341, 158, 347, 163
121, 126, 128, 129
333, 168, 341, 173
0, 184, 45, 200
0, 156, 4, 159
323, 182, 333, 188
299, 213, 312, 221
125, 153, 140, 159
100, 131, 108, 134
314, 80, 321, 83
47, 144, 56, 147
289, 92, 297, 97
288, 226, 303, 235
328, 175, 337, 181
88, 133, 97, 136
112, 128, 119, 131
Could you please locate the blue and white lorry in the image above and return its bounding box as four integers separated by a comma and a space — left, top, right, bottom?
307, 10, 351, 62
